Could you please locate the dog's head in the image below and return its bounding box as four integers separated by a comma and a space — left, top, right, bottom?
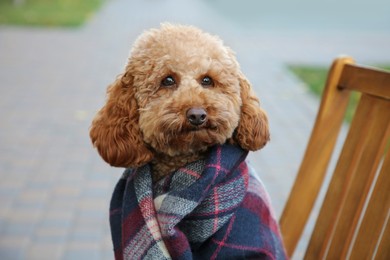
90, 24, 270, 168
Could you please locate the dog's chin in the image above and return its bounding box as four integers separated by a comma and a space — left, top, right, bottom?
151, 126, 232, 157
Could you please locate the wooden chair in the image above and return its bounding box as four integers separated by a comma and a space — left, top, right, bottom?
279, 57, 390, 259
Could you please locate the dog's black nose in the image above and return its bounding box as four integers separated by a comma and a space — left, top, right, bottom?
186, 108, 207, 126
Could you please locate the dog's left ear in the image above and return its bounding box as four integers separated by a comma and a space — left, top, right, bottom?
234, 73, 270, 151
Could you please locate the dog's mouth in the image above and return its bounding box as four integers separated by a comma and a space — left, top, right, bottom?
184, 123, 218, 133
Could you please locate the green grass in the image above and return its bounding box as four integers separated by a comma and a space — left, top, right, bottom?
0, 0, 104, 27
289, 65, 390, 122
289, 66, 328, 97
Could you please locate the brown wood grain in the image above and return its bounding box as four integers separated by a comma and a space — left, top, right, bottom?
279, 56, 390, 259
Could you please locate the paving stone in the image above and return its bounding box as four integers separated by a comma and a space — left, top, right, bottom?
63, 241, 101, 260
26, 242, 64, 260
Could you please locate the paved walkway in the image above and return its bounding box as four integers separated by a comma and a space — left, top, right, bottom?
0, 0, 389, 259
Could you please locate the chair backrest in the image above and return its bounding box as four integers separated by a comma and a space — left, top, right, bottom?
279, 57, 390, 259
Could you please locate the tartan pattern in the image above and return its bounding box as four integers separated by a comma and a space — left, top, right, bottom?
110, 144, 287, 259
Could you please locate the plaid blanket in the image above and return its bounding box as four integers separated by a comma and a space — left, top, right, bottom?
110, 144, 286, 259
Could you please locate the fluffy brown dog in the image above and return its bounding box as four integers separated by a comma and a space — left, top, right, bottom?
90, 23, 270, 181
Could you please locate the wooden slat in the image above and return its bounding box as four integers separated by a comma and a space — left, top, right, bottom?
374, 215, 390, 260
304, 91, 379, 259
279, 57, 354, 256
326, 96, 390, 259
339, 64, 390, 99
348, 147, 390, 259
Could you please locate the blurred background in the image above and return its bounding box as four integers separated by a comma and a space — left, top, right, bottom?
0, 0, 389, 259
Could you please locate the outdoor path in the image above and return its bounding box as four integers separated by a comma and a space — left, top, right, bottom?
0, 0, 389, 259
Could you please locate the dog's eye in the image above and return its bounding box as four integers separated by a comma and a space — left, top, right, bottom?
201, 76, 213, 87
161, 76, 176, 87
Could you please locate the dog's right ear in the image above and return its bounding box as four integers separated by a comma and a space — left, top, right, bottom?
89, 72, 153, 168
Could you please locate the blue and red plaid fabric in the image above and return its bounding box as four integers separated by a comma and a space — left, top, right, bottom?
110, 144, 287, 259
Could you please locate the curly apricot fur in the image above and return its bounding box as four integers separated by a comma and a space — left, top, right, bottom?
90, 24, 269, 176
